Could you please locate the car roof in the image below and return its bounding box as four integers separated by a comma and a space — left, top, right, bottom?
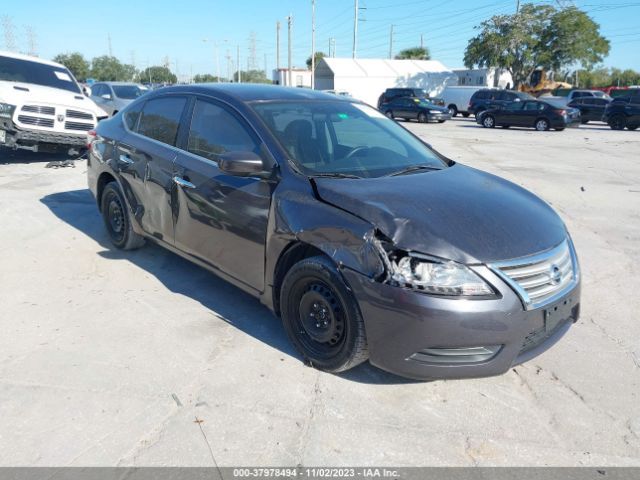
0, 49, 67, 69
151, 83, 353, 103
98, 81, 143, 86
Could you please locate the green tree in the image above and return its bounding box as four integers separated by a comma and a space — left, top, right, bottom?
52, 52, 90, 81
137, 66, 177, 84
90, 55, 136, 81
233, 69, 271, 84
464, 4, 610, 88
193, 73, 220, 83
395, 47, 431, 60
306, 51, 327, 70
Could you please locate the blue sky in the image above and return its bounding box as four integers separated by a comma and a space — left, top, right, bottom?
3, 0, 639, 78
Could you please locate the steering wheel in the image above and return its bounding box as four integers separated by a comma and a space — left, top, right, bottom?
345, 146, 370, 159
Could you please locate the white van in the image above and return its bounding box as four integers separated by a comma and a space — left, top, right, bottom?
440, 86, 484, 117
0, 51, 107, 153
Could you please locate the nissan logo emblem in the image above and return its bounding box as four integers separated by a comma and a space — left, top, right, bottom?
550, 264, 562, 285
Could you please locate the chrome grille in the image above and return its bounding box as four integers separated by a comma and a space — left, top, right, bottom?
66, 109, 93, 120
22, 105, 55, 115
17, 115, 55, 128
491, 240, 577, 310
64, 121, 93, 131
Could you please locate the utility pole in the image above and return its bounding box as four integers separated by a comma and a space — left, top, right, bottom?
25, 25, 37, 56
1, 15, 17, 52
248, 31, 258, 71
388, 25, 394, 59
311, 0, 316, 89
287, 14, 293, 87
108, 34, 113, 56
420, 34, 424, 49
352, 0, 358, 58
276, 21, 281, 70
516, 0, 520, 14
237, 44, 241, 83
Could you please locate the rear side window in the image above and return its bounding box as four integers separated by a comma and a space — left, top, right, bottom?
187, 100, 259, 162
136, 96, 187, 146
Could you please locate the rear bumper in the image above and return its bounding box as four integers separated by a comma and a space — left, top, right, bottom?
342, 268, 580, 380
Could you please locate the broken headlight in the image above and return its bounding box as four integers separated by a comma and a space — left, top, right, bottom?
0, 103, 16, 118
389, 254, 494, 296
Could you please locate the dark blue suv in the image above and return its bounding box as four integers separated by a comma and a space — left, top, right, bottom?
468, 89, 534, 116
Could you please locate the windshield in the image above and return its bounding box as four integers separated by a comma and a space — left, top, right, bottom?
252, 101, 448, 178
415, 98, 435, 107
0, 55, 82, 94
112, 85, 146, 99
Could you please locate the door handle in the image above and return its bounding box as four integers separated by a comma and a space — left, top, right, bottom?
173, 176, 196, 189
118, 154, 134, 164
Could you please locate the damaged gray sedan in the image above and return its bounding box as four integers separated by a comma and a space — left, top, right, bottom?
87, 84, 580, 380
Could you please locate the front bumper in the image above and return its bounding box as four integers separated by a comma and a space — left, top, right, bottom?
427, 112, 452, 122
0, 118, 88, 150
342, 267, 580, 380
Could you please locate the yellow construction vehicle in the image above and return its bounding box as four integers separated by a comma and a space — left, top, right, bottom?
519, 69, 572, 96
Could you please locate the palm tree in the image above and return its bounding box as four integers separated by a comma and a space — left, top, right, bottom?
395, 47, 431, 60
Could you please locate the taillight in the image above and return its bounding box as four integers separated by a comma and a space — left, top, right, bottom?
86, 129, 96, 149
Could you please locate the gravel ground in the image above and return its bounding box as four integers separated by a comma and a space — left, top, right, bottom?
0, 118, 638, 466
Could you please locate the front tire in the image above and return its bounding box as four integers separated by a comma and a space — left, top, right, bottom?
280, 256, 368, 373
385, 110, 394, 119
418, 112, 427, 123
100, 182, 145, 250
448, 105, 458, 117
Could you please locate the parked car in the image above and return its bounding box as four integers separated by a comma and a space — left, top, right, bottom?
321, 89, 353, 98
87, 84, 580, 381
440, 85, 483, 117
380, 96, 451, 123
90, 82, 149, 116
552, 89, 611, 103
0, 50, 107, 153
602, 94, 640, 130
567, 97, 611, 123
377, 87, 444, 108
468, 89, 533, 116
477, 99, 581, 131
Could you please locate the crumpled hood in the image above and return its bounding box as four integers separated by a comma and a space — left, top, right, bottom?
0, 81, 107, 117
314, 164, 567, 264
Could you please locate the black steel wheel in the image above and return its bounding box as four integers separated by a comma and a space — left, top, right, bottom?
609, 115, 626, 131
280, 256, 368, 372
100, 182, 145, 250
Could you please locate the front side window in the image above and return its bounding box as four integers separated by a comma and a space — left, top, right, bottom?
112, 85, 146, 100
506, 102, 524, 111
136, 96, 186, 146
187, 100, 259, 162
252, 100, 447, 178
0, 55, 82, 94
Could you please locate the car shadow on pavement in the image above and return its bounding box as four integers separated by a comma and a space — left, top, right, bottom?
40, 188, 415, 385
1, 150, 72, 164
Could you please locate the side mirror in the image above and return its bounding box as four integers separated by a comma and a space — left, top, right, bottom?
218, 151, 266, 177
101, 94, 112, 100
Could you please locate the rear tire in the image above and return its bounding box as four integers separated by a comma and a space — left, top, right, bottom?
609, 115, 626, 130
100, 182, 145, 250
280, 256, 368, 373
482, 115, 495, 128
535, 118, 550, 131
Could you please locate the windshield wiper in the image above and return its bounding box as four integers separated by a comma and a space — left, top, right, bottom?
387, 165, 443, 177
311, 173, 362, 179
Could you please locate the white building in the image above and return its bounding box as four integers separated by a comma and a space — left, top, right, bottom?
272, 68, 313, 88
453, 68, 513, 89
314, 58, 458, 107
